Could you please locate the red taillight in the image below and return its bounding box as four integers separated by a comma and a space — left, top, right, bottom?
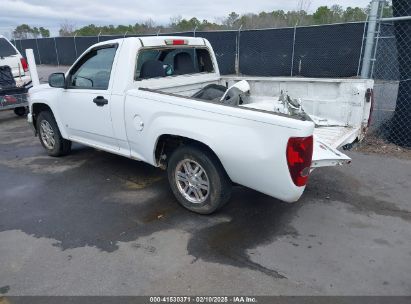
165, 39, 187, 45
20, 58, 29, 72
286, 136, 313, 187
366, 88, 374, 127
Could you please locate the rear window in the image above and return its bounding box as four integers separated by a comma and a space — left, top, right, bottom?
135, 47, 214, 80
0, 38, 17, 58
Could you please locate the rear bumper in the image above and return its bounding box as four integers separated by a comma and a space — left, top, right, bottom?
0, 88, 28, 111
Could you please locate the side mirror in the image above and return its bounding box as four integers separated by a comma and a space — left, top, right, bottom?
48, 73, 65, 88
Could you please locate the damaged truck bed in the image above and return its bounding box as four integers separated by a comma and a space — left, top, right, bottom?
223, 76, 374, 149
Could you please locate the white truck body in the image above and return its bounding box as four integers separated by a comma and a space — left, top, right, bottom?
0, 35, 31, 87
27, 36, 373, 209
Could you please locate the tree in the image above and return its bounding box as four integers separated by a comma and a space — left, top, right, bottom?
142, 19, 156, 33
313, 6, 333, 24
15, 4, 372, 38
200, 19, 221, 31
169, 16, 183, 29
296, 0, 311, 24
39, 27, 50, 37
343, 7, 367, 22
224, 12, 240, 28
13, 24, 50, 38
330, 4, 344, 21
75, 24, 98, 36
13, 24, 32, 39
297, 0, 311, 12
169, 16, 210, 31
59, 20, 75, 36
31, 27, 40, 38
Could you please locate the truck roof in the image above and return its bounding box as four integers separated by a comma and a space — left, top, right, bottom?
94, 36, 208, 48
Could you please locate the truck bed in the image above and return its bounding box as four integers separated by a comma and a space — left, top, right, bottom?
240, 98, 360, 148
139, 75, 373, 150
313, 126, 358, 148
223, 76, 373, 148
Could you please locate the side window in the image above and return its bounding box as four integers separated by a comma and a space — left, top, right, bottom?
0, 38, 17, 57
135, 50, 160, 79
69, 46, 117, 90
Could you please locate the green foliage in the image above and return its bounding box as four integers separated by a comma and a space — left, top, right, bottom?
39, 27, 50, 38
73, 22, 161, 36
13, 24, 50, 39
343, 7, 367, 22
313, 6, 334, 24
19, 3, 385, 38
12, 3, 391, 39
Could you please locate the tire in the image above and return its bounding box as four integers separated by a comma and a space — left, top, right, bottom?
36, 111, 71, 157
13, 107, 26, 117
167, 145, 232, 214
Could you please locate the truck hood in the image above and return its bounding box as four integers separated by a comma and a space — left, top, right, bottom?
311, 137, 351, 168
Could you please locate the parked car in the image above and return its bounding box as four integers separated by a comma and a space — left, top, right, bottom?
0, 35, 31, 116
27, 37, 373, 214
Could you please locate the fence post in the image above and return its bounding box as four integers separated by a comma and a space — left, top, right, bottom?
73, 33, 78, 59
235, 25, 243, 76
361, 0, 381, 78
357, 16, 368, 76
35, 37, 42, 65
53, 37, 60, 66
370, 1, 385, 78
193, 26, 198, 37
290, 22, 298, 77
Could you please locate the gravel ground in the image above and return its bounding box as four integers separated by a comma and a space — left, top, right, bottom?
355, 135, 411, 160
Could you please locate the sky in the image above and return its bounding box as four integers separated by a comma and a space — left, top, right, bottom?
0, 0, 372, 37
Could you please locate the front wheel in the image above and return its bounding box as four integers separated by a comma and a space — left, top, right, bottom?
167, 145, 232, 214
36, 111, 71, 157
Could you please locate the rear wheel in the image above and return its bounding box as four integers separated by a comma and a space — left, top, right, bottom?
167, 145, 232, 214
13, 107, 26, 117
36, 111, 71, 157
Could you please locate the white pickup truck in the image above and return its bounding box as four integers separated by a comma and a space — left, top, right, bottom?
28, 36, 374, 214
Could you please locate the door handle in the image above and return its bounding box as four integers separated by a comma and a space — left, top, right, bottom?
93, 96, 108, 106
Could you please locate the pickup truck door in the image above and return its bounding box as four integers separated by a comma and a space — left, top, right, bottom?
58, 44, 118, 151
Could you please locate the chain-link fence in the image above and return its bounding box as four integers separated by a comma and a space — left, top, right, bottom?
369, 0, 410, 147
11, 22, 366, 78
